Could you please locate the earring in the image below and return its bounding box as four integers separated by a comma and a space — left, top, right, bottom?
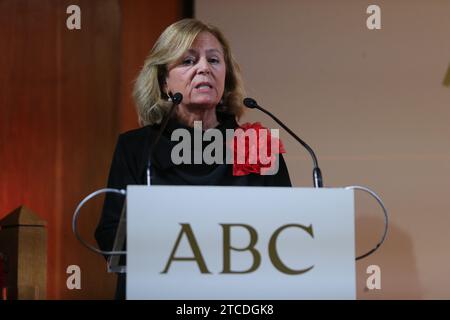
166, 92, 172, 102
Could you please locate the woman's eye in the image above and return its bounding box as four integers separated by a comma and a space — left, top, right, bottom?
182, 58, 195, 65
209, 57, 220, 64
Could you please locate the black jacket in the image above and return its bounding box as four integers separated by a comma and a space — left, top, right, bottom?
95, 112, 292, 299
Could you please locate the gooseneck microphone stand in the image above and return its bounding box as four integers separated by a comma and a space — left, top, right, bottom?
243, 97, 323, 188
243, 97, 388, 260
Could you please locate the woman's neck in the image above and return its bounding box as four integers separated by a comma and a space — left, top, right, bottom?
175, 105, 219, 130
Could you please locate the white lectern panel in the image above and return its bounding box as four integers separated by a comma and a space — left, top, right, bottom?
127, 186, 355, 299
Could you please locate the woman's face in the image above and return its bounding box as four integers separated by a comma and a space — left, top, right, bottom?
165, 32, 226, 110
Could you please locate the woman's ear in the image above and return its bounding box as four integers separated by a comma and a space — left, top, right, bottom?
162, 82, 173, 101
160, 80, 170, 100
158, 67, 169, 97
162, 80, 167, 95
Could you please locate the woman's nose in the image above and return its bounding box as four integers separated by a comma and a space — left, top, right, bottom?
196, 57, 210, 74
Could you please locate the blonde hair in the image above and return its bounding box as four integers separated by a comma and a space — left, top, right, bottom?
133, 19, 246, 126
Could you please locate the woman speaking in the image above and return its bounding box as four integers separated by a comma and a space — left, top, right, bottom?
95, 18, 292, 299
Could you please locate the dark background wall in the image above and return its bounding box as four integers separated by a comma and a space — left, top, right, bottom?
0, 0, 183, 299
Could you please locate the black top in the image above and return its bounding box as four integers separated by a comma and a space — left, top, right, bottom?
95, 111, 292, 299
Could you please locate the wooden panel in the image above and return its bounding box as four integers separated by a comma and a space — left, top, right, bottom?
0, 0, 121, 299
57, 0, 121, 299
0, 0, 183, 299
0, 0, 60, 299
119, 0, 183, 132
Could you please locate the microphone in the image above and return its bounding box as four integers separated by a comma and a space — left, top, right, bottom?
146, 92, 183, 185
243, 97, 323, 188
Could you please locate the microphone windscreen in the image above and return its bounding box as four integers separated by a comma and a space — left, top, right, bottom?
172, 92, 183, 104
243, 97, 258, 109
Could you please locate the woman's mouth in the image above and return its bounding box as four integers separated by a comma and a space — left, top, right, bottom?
194, 82, 213, 92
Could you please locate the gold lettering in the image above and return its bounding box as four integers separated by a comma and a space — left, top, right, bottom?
220, 224, 261, 274
161, 223, 211, 274
268, 224, 314, 275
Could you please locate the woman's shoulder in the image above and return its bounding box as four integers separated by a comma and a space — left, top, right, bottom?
119, 125, 152, 140
112, 125, 161, 163
116, 125, 159, 147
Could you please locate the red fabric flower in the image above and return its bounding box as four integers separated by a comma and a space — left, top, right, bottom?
231, 122, 286, 176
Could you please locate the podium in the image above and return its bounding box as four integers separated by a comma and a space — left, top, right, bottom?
125, 186, 356, 300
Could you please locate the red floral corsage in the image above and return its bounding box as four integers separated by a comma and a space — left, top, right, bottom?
231, 122, 286, 176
